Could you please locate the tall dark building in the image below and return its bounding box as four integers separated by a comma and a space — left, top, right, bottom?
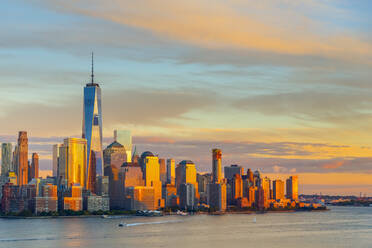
28, 153, 39, 182
17, 131, 28, 186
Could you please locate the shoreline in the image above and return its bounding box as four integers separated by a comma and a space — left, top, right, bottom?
0, 208, 328, 219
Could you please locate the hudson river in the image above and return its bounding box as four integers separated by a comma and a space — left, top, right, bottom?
0, 206, 371, 248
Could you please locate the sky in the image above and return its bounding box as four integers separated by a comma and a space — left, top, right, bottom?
0, 0, 371, 196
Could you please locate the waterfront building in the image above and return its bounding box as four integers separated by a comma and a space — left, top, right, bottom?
179, 183, 196, 210
1, 143, 12, 176
126, 186, 155, 210
207, 182, 227, 211
58, 138, 87, 188
273, 180, 285, 201
256, 186, 268, 209
224, 164, 244, 181
1, 183, 36, 213
212, 149, 222, 183
114, 130, 132, 163
17, 131, 28, 186
286, 176, 299, 201
86, 195, 110, 212
82, 54, 103, 193
63, 185, 83, 211
52, 144, 62, 177
163, 184, 177, 208
166, 158, 175, 185
35, 184, 58, 214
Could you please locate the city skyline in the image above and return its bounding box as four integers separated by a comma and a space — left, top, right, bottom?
1, 0, 372, 196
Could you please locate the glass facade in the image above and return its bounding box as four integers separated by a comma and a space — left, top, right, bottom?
83, 83, 103, 192
114, 130, 132, 163
63, 138, 87, 188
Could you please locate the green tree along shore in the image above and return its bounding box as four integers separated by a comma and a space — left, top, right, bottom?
0, 205, 327, 218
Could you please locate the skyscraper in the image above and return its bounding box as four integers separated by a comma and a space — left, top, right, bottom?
82, 54, 103, 193
17, 131, 28, 186
29, 153, 39, 181
1, 143, 12, 176
286, 176, 299, 201
59, 138, 87, 188
114, 130, 132, 163
212, 149, 222, 183
175, 160, 198, 194
52, 144, 62, 177
166, 158, 175, 185
273, 179, 285, 201
224, 164, 244, 181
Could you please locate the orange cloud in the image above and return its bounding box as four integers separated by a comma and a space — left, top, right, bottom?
50, 0, 372, 64
322, 161, 345, 169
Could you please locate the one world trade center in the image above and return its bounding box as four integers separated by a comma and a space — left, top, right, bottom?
82, 53, 103, 193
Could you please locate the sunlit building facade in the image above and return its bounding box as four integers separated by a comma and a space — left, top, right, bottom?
59, 138, 87, 188
286, 176, 299, 201
17, 131, 28, 186
166, 158, 175, 185
212, 149, 222, 183
273, 179, 285, 201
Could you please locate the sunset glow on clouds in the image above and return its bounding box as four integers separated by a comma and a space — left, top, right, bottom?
0, 0, 371, 195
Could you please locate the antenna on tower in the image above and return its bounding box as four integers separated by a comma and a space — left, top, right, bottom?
91, 52, 94, 84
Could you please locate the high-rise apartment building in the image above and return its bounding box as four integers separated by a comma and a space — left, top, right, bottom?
114, 130, 132, 163
286, 176, 299, 201
212, 149, 222, 183
17, 131, 28, 186
82, 54, 103, 193
1, 143, 12, 176
273, 179, 285, 201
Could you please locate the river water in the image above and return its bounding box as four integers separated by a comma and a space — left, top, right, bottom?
0, 206, 371, 248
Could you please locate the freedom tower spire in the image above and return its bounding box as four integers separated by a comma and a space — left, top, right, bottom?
83, 53, 103, 193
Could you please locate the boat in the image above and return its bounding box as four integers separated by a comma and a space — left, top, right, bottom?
101, 215, 109, 219
176, 210, 188, 216
118, 222, 125, 227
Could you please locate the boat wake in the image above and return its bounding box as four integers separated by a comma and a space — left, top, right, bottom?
125, 220, 182, 227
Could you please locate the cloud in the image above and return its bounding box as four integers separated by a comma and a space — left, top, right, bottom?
234, 90, 372, 126
34, 0, 372, 65
322, 160, 345, 169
